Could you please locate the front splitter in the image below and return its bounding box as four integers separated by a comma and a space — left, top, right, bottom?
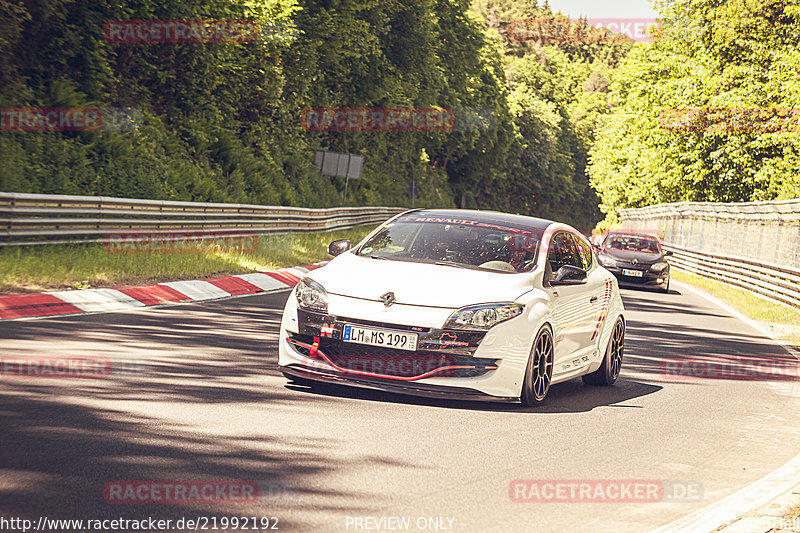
279, 364, 518, 404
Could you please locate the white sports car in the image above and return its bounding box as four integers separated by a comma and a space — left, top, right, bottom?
278, 209, 625, 405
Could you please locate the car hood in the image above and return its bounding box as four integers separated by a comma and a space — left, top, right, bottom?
308, 252, 534, 309
602, 249, 663, 264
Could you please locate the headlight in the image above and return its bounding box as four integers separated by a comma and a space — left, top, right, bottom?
598, 254, 617, 268
650, 261, 668, 272
444, 303, 524, 331
295, 277, 328, 312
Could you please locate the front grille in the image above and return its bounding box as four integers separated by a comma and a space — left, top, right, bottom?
617, 262, 651, 269
297, 309, 486, 356
305, 311, 431, 333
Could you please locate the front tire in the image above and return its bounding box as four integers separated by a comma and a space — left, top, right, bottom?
521, 326, 554, 406
582, 317, 624, 386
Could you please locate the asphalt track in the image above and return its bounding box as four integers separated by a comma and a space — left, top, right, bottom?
1, 286, 799, 532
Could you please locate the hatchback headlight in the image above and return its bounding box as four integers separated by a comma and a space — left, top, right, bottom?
598, 254, 617, 268
650, 261, 668, 272
295, 277, 328, 312
444, 303, 524, 331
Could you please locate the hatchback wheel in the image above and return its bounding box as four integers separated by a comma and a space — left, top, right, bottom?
521, 326, 554, 406
583, 317, 624, 386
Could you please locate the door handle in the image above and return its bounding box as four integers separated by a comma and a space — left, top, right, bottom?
590, 295, 599, 303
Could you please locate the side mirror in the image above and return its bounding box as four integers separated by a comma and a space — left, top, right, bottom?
551, 265, 588, 286
664, 250, 674, 257
327, 239, 351, 257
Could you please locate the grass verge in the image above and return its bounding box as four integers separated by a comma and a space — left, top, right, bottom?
0, 224, 378, 294
671, 269, 800, 348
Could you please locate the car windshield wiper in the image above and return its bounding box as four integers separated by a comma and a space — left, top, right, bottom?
432, 260, 485, 271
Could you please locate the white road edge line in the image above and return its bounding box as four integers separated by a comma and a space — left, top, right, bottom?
672, 279, 800, 360
649, 279, 800, 533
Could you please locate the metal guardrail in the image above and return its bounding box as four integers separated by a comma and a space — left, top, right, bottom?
0, 192, 407, 246
619, 198, 800, 308
663, 243, 800, 308
619, 199, 800, 269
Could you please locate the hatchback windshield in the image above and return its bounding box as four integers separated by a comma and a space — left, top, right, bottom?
604, 234, 661, 253
355, 215, 542, 273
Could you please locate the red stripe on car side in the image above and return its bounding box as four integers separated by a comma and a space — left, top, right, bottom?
591, 279, 614, 341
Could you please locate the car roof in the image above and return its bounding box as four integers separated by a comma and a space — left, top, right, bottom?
403, 209, 555, 231
606, 231, 659, 240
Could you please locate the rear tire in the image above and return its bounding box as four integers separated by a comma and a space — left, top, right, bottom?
521, 326, 554, 406
582, 317, 624, 386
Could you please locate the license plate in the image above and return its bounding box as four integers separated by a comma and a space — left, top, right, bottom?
342, 325, 418, 351
622, 269, 644, 277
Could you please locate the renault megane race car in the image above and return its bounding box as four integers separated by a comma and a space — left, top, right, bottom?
278, 209, 625, 405
595, 231, 672, 293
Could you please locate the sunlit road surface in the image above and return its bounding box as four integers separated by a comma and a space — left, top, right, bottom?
1, 286, 799, 533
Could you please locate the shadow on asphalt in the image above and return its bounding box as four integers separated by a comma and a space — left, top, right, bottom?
0, 292, 391, 526
620, 293, 731, 319
621, 289, 798, 383
2, 285, 797, 524
283, 377, 663, 413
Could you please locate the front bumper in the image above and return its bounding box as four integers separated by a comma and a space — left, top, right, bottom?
605, 266, 669, 288
288, 309, 497, 380
278, 297, 534, 401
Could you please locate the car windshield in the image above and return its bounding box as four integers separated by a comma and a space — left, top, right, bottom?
605, 234, 660, 253
355, 215, 543, 273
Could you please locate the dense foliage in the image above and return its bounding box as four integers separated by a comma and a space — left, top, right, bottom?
589, 0, 800, 226
0, 0, 635, 229
472, 0, 632, 228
